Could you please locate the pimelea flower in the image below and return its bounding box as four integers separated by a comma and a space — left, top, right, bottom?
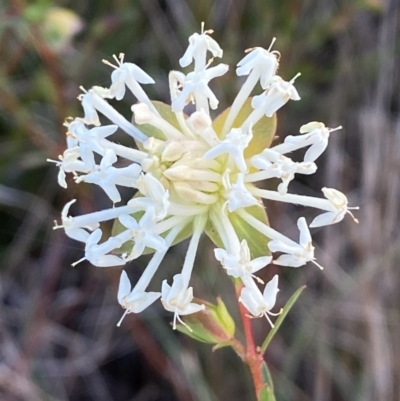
51, 25, 358, 328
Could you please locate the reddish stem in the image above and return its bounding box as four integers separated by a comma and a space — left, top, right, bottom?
235, 282, 264, 400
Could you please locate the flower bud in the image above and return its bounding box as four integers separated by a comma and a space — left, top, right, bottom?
132, 103, 152, 124
176, 297, 235, 347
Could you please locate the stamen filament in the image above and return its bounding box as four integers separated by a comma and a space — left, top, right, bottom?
116, 309, 129, 327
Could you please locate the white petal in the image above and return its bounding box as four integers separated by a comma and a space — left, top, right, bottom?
91, 125, 118, 139
118, 271, 131, 304
58, 169, 67, 188
125, 63, 155, 84
297, 217, 311, 247
240, 286, 262, 317
273, 254, 304, 268
304, 140, 328, 162
135, 292, 161, 313
119, 214, 138, 230
92, 255, 125, 267
262, 275, 279, 310
214, 248, 229, 263
130, 240, 146, 260
144, 233, 167, 254
161, 280, 171, 300
178, 303, 205, 316
310, 211, 340, 228
249, 256, 272, 273
268, 240, 300, 255
251, 93, 265, 109
66, 228, 90, 243
101, 149, 118, 168
101, 182, 121, 203
87, 229, 102, 247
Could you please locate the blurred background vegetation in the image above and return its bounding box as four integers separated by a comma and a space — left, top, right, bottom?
1, 0, 400, 400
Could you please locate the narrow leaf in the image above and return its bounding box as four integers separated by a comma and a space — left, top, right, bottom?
261, 362, 274, 393
260, 385, 277, 401
260, 285, 306, 353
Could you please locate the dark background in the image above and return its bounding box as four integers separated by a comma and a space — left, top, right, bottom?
1, 1, 400, 400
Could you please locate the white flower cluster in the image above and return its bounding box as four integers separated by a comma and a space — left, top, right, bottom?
50, 25, 358, 329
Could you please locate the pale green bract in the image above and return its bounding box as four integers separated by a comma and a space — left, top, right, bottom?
49, 25, 358, 328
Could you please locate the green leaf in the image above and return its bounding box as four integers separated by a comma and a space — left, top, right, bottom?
260, 385, 277, 401
212, 97, 277, 159
205, 201, 271, 259
260, 285, 307, 353
261, 362, 274, 393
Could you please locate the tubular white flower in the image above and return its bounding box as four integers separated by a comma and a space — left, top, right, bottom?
236, 44, 279, 90
117, 270, 161, 326
203, 126, 253, 173
119, 209, 167, 261
248, 186, 359, 227
102, 53, 157, 114
221, 39, 280, 136
117, 221, 190, 328
171, 64, 229, 113
222, 171, 259, 212
243, 75, 300, 130
273, 122, 342, 161
129, 173, 170, 220
310, 187, 359, 227
249, 149, 317, 194
80, 87, 148, 143
54, 199, 94, 242
252, 75, 300, 114
161, 273, 205, 330
47, 147, 89, 188
214, 239, 271, 283
75, 149, 142, 203
66, 120, 118, 167
179, 24, 223, 71
50, 27, 356, 333
269, 217, 323, 269
239, 275, 280, 327
72, 228, 126, 267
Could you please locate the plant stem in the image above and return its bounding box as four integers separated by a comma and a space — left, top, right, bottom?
235, 282, 264, 400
